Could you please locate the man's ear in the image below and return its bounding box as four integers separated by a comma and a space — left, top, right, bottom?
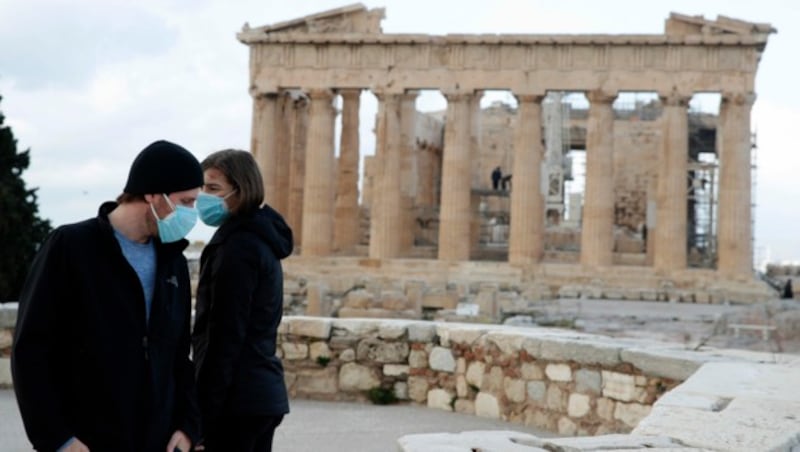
143, 194, 156, 204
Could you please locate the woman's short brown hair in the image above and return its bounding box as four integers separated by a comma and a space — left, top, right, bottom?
201, 149, 264, 215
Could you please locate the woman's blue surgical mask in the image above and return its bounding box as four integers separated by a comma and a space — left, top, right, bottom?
197, 190, 235, 227
150, 193, 198, 243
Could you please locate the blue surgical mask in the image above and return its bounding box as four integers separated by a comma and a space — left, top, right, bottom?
150, 193, 198, 243
197, 190, 235, 227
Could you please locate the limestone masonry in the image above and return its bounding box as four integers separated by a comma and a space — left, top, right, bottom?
239, 4, 777, 304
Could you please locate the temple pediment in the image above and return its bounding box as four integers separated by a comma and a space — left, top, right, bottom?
240, 3, 384, 37
666, 12, 776, 37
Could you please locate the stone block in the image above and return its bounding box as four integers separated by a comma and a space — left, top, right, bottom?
289, 318, 332, 339
429, 346, 456, 372
377, 322, 406, 339
520, 362, 544, 380
527, 381, 546, 403
407, 376, 429, 403
545, 363, 572, 382
539, 338, 621, 367
342, 289, 374, 309
614, 401, 651, 428
620, 348, 703, 381
356, 338, 409, 363
383, 364, 409, 377
381, 290, 410, 311
407, 323, 436, 342
486, 366, 504, 393
339, 363, 380, 391
475, 392, 501, 419
546, 384, 565, 411
408, 349, 428, 368
484, 332, 525, 354
422, 293, 458, 310
394, 381, 408, 400
504, 377, 526, 403
339, 348, 355, 362
575, 369, 602, 395
596, 397, 615, 421
309, 341, 331, 361
427, 388, 454, 411
602, 370, 643, 402
465, 361, 485, 388
567, 393, 591, 417
282, 342, 309, 360
456, 375, 468, 398
557, 416, 578, 436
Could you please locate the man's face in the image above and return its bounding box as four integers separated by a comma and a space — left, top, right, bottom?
144, 188, 200, 235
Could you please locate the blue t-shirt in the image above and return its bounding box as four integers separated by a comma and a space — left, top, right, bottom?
113, 229, 156, 324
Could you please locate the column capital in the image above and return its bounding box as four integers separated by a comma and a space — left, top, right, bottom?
658, 88, 693, 107
721, 91, 757, 107
441, 90, 475, 103
306, 88, 335, 101
372, 90, 403, 104
514, 93, 545, 104
338, 88, 362, 100
585, 89, 617, 105
252, 91, 279, 100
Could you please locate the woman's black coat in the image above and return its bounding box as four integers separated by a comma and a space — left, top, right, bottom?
12, 202, 200, 452
192, 204, 293, 431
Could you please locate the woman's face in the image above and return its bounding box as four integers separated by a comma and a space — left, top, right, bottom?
203, 167, 239, 211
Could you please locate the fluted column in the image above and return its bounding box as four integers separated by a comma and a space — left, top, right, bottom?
251, 92, 279, 204
400, 91, 419, 253
438, 92, 473, 261
508, 94, 545, 265
301, 89, 336, 257
333, 89, 361, 253
717, 92, 756, 277
273, 92, 292, 215
581, 90, 616, 267
287, 95, 308, 247
654, 90, 691, 272
368, 91, 403, 259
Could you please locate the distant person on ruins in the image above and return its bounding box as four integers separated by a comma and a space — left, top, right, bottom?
12, 140, 202, 452
783, 279, 794, 299
192, 149, 292, 452
501, 173, 513, 191
491, 166, 503, 190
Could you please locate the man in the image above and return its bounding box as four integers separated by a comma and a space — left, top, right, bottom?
12, 140, 202, 452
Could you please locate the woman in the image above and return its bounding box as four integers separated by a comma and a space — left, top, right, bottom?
192, 149, 292, 452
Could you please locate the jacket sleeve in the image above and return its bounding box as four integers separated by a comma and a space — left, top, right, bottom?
172, 260, 201, 445
195, 234, 260, 428
11, 230, 75, 451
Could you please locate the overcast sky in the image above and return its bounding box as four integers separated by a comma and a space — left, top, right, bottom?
1, 0, 798, 263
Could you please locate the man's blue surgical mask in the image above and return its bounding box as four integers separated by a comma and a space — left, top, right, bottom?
197, 190, 235, 227
150, 193, 197, 243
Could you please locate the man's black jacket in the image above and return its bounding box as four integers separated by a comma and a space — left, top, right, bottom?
12, 202, 200, 451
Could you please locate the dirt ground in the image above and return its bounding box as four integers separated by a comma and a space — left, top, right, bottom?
503, 298, 800, 355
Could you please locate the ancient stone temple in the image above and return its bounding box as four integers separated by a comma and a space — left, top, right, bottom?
238, 4, 776, 307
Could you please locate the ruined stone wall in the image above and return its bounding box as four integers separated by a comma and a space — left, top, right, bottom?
278, 317, 683, 436
612, 118, 661, 235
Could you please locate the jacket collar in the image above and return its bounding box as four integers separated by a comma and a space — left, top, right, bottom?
97, 201, 189, 256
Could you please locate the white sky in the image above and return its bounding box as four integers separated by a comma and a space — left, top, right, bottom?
1, 0, 798, 263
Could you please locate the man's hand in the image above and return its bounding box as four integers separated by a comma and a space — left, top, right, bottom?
166, 430, 191, 452
62, 438, 90, 452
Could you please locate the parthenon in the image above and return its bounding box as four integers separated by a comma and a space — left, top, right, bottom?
237, 4, 776, 304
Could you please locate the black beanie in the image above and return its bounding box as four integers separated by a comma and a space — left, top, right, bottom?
123, 140, 204, 195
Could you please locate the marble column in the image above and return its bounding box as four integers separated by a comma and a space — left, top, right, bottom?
333, 89, 361, 253
717, 92, 756, 277
287, 95, 308, 247
654, 90, 691, 272
400, 91, 419, 253
368, 91, 403, 259
508, 94, 545, 265
580, 90, 616, 267
251, 92, 279, 204
273, 92, 292, 215
301, 88, 336, 257
438, 92, 473, 261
